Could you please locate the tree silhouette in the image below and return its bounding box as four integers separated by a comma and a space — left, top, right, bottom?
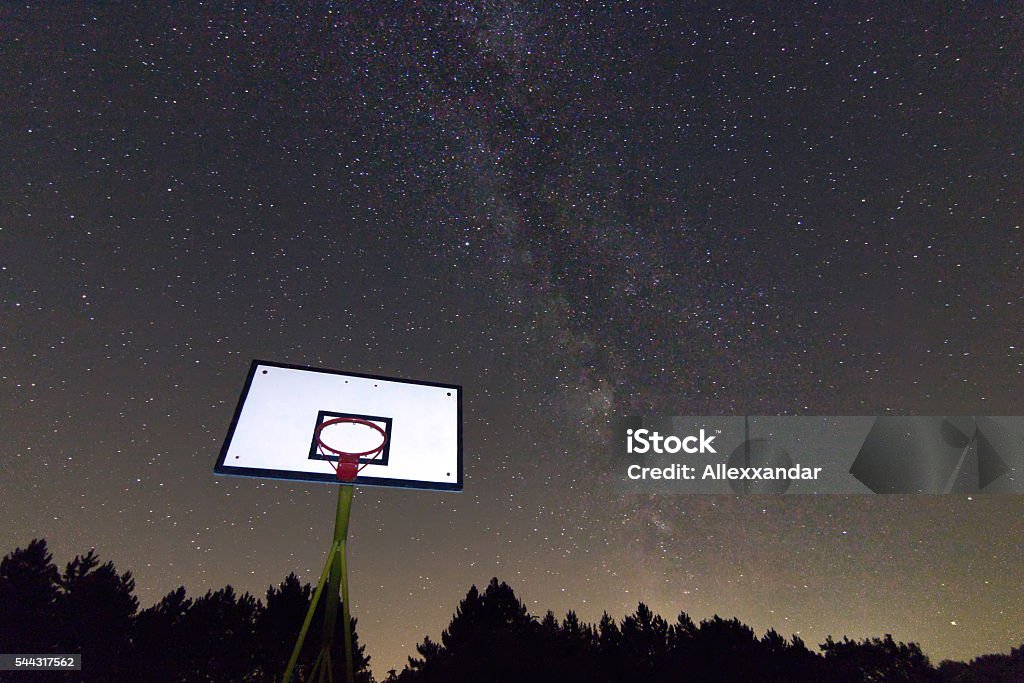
397, 578, 562, 682
759, 630, 823, 682
0, 539, 60, 654
5, 539, 1024, 682
0, 540, 377, 682
597, 610, 624, 677
937, 644, 1024, 682
821, 634, 935, 682
548, 610, 608, 682
172, 585, 261, 681
619, 603, 669, 679
303, 610, 373, 683
257, 572, 317, 680
129, 579, 372, 682
687, 615, 763, 680
130, 586, 194, 682
54, 549, 138, 682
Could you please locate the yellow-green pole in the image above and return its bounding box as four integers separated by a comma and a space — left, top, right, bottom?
282, 485, 355, 683
324, 485, 355, 683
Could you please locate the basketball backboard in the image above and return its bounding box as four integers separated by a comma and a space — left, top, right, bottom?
215, 360, 462, 491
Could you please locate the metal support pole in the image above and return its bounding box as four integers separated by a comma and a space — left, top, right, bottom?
281, 485, 355, 683
327, 485, 355, 683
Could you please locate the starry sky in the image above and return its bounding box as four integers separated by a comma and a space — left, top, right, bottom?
2, 2, 1023, 677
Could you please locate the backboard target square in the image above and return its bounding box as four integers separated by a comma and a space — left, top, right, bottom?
215, 360, 462, 491
308, 411, 393, 467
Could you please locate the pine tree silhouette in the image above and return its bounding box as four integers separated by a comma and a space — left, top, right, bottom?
937, 644, 1024, 682
130, 586, 194, 682
263, 574, 373, 683
0, 539, 60, 654
55, 549, 138, 682
257, 572, 316, 680
176, 586, 261, 681
821, 633, 934, 682
6, 540, 1024, 682
619, 603, 669, 679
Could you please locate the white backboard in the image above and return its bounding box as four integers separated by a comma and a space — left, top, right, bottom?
215, 360, 462, 491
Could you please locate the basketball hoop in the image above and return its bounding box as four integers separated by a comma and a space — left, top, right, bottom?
314, 417, 388, 482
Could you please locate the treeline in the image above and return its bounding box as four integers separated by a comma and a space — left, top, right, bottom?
2, 540, 1022, 682
385, 578, 1023, 682
0, 539, 370, 682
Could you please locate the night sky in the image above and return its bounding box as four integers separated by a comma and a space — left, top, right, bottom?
2, 2, 1023, 677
